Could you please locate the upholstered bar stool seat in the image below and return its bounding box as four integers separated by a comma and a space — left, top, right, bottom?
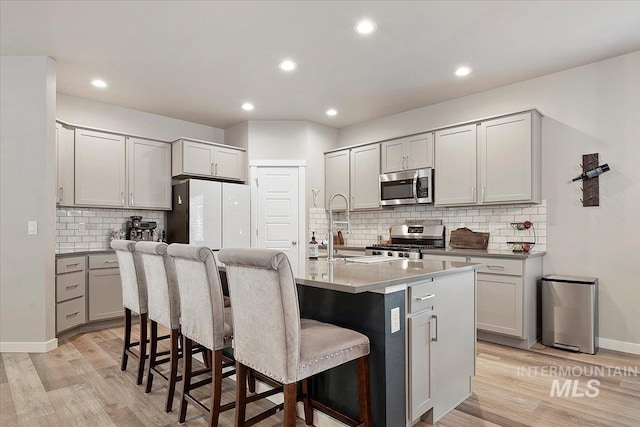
110, 239, 149, 385
218, 248, 372, 427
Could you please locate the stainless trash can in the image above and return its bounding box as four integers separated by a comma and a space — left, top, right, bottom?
542, 275, 598, 354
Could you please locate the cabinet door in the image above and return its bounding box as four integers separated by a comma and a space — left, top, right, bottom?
213, 146, 244, 181
127, 137, 171, 209
408, 311, 433, 421
479, 112, 532, 203
407, 133, 434, 170
477, 274, 524, 337
56, 123, 75, 206
75, 129, 126, 207
381, 138, 405, 173
325, 150, 350, 210
88, 268, 124, 321
183, 140, 215, 176
350, 144, 380, 210
434, 125, 477, 206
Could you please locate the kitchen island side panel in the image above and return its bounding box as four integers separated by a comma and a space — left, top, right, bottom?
297, 285, 406, 427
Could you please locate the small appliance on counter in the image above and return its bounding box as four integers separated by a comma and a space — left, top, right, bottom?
126, 216, 158, 241
365, 219, 445, 259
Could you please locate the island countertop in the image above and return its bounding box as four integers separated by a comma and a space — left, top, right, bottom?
297, 258, 480, 294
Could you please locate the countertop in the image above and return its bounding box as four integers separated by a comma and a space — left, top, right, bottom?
421, 248, 546, 259
297, 258, 481, 294
56, 249, 114, 256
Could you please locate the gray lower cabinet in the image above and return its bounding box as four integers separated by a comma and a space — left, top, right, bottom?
88, 254, 123, 321
55, 256, 87, 333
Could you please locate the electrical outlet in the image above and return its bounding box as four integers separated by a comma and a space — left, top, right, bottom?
390, 307, 400, 333
27, 220, 38, 235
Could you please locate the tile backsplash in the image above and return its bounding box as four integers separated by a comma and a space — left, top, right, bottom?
308, 200, 546, 252
56, 208, 166, 252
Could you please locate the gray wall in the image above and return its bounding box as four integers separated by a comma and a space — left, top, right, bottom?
338, 51, 640, 349
57, 93, 225, 143
1, 56, 56, 349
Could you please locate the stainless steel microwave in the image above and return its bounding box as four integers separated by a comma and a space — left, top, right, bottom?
379, 168, 433, 206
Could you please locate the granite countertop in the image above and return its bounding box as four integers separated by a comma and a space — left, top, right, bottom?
56, 249, 114, 256
317, 244, 366, 252
421, 248, 546, 259
297, 258, 481, 294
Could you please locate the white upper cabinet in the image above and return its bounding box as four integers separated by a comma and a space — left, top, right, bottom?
435, 110, 541, 206
55, 123, 75, 206
381, 133, 433, 173
479, 112, 541, 204
75, 129, 126, 207
434, 124, 478, 206
325, 149, 350, 210
172, 138, 246, 182
350, 144, 380, 210
127, 137, 171, 210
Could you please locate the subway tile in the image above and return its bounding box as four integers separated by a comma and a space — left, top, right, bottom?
60, 217, 74, 223
56, 236, 67, 243
67, 209, 83, 216
67, 236, 82, 243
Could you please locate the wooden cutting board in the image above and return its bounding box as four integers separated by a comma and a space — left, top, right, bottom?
449, 227, 490, 249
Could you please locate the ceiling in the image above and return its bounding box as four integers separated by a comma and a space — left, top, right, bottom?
2, 1, 640, 130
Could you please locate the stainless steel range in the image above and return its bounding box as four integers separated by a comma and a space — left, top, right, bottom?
365, 220, 445, 259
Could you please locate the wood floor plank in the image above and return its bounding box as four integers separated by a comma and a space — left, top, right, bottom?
29, 347, 83, 392
47, 383, 116, 426
1, 353, 55, 423
56, 339, 84, 361
68, 332, 119, 371
0, 354, 8, 384
0, 382, 18, 426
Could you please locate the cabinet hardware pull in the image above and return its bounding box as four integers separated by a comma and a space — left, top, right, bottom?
130, 192, 134, 206
472, 186, 476, 202
120, 192, 125, 206
65, 263, 79, 267
211, 163, 214, 175
58, 187, 63, 203
482, 186, 485, 202
104, 260, 118, 264
215, 163, 218, 175
415, 294, 435, 301
66, 284, 80, 289
431, 314, 438, 342
487, 265, 505, 270
66, 311, 79, 318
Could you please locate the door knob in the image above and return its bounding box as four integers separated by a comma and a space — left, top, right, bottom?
292, 240, 297, 245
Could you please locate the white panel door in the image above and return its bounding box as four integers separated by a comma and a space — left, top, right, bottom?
324, 150, 350, 210
214, 146, 244, 181
189, 179, 222, 249
479, 112, 532, 203
183, 140, 215, 176
381, 138, 405, 173
75, 129, 126, 207
127, 137, 171, 209
222, 183, 251, 248
407, 133, 434, 170
256, 168, 300, 274
408, 310, 434, 421
350, 144, 380, 209
434, 124, 477, 206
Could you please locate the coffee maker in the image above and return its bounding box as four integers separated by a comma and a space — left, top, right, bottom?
127, 216, 158, 241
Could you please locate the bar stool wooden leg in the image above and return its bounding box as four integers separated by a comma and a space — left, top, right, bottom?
209, 349, 223, 426
234, 362, 248, 427
146, 320, 158, 392
247, 369, 256, 393
179, 336, 192, 424
137, 313, 148, 385
357, 355, 372, 427
302, 378, 313, 426
283, 383, 298, 427
165, 328, 180, 412
121, 308, 132, 371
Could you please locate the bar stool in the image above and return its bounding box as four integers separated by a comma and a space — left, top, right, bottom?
110, 240, 148, 385
167, 243, 236, 426
218, 248, 372, 427
135, 241, 187, 413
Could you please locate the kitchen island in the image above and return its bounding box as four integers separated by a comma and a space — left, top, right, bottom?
294, 257, 480, 427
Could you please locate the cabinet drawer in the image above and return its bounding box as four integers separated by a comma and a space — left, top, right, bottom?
89, 253, 119, 269
56, 271, 86, 302
56, 256, 85, 274
56, 297, 86, 333
409, 280, 437, 314
470, 257, 523, 276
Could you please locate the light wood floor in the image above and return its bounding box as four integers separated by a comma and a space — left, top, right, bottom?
1, 325, 638, 426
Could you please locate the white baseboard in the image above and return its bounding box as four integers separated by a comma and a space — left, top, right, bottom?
0, 338, 58, 353
599, 337, 640, 355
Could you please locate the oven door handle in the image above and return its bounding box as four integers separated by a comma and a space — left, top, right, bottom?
413, 171, 419, 202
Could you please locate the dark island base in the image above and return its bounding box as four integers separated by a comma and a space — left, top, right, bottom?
297, 285, 406, 427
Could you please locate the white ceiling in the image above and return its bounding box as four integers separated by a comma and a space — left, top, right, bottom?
2, 1, 640, 130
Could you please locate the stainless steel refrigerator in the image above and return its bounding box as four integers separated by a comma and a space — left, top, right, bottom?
167, 179, 251, 250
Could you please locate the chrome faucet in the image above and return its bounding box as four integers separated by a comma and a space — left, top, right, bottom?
327, 193, 351, 263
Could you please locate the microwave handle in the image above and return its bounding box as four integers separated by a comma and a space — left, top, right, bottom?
413, 171, 419, 202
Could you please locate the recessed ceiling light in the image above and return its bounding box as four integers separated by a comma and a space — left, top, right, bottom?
91, 79, 108, 88
355, 19, 377, 35
241, 102, 254, 111
279, 59, 297, 72
454, 66, 472, 77
326, 109, 338, 117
